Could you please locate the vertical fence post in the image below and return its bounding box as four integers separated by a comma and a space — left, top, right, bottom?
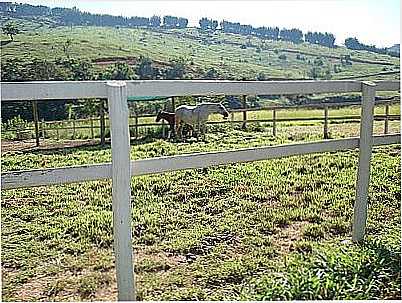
72, 119, 76, 139
41, 119, 45, 139
134, 114, 138, 139
352, 81, 376, 242
56, 123, 60, 141
106, 81, 135, 301
32, 101, 40, 146
242, 95, 247, 129
272, 108, 277, 137
323, 106, 329, 139
100, 100, 106, 146
384, 104, 389, 134
90, 117, 94, 139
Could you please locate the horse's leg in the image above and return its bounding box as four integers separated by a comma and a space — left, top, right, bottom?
202, 123, 207, 141
175, 117, 181, 141
169, 123, 174, 140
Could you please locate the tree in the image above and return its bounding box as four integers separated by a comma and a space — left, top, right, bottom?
165, 59, 186, 79
199, 17, 218, 31
2, 21, 19, 41
256, 72, 266, 81
150, 15, 161, 27
135, 56, 156, 79
108, 62, 135, 80
203, 67, 219, 79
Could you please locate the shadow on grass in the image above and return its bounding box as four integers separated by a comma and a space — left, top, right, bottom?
1, 40, 12, 46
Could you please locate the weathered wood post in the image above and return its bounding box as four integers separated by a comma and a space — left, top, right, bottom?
242, 95, 247, 129
323, 106, 329, 139
90, 117, 94, 139
56, 123, 60, 141
72, 119, 76, 139
32, 101, 40, 146
384, 104, 389, 134
272, 108, 277, 137
241, 95, 247, 129
106, 81, 135, 301
134, 114, 138, 139
100, 100, 106, 146
41, 118, 45, 139
352, 81, 376, 242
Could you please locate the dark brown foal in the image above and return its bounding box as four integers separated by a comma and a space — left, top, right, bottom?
156, 111, 194, 139
156, 111, 176, 138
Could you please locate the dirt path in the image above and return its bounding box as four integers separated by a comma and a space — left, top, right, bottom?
1, 139, 100, 154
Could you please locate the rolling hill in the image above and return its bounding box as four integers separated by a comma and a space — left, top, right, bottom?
0, 14, 400, 82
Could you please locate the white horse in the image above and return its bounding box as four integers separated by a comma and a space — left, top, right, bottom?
175, 102, 229, 139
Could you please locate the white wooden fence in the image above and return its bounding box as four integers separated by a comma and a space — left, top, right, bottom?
1, 80, 400, 301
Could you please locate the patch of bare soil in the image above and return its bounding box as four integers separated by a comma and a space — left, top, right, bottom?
1, 139, 100, 154
93, 56, 173, 69
273, 221, 309, 254
135, 248, 187, 268
12, 268, 118, 302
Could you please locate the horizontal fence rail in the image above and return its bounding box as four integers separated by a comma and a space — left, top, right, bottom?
2, 134, 400, 190
1, 80, 400, 101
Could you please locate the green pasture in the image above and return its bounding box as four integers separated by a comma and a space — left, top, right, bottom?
1, 21, 400, 81
1, 123, 400, 301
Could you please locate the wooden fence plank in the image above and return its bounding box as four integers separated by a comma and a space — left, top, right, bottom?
107, 81, 135, 301
100, 100, 106, 146
324, 106, 329, 139
2, 134, 400, 190
353, 82, 376, 242
32, 101, 40, 146
242, 95, 247, 129
1, 80, 398, 102
384, 104, 389, 135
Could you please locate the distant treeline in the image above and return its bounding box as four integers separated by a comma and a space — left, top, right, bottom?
0, 2, 398, 55
345, 37, 399, 57
0, 2, 188, 28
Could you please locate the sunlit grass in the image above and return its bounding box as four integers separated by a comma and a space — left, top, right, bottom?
1, 123, 400, 301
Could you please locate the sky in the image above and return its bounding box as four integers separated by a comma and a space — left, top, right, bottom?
13, 0, 400, 47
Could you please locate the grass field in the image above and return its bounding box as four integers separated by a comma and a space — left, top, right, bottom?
1, 121, 400, 301
0, 19, 400, 81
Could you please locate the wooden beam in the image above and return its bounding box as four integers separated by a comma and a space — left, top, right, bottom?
100, 100, 106, 146
1, 80, 398, 102
323, 106, 329, 139
32, 101, 40, 146
384, 104, 389, 135
242, 95, 247, 129
353, 81, 376, 242
2, 134, 400, 190
106, 81, 135, 301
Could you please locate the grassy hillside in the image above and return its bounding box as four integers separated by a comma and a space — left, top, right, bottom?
1, 18, 400, 81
